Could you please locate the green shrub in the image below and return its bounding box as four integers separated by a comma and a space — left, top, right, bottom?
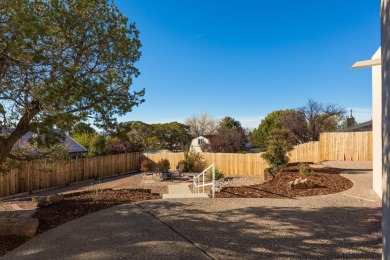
178, 160, 187, 171
299, 163, 314, 177
140, 159, 153, 172
207, 168, 224, 180
183, 152, 206, 172
158, 159, 170, 172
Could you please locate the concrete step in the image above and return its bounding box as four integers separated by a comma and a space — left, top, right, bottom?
162, 184, 209, 199
162, 193, 209, 199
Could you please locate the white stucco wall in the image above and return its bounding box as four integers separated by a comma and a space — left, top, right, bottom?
372, 47, 382, 197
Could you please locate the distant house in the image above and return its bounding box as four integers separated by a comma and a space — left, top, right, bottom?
3, 129, 87, 158
340, 120, 372, 132
190, 135, 215, 153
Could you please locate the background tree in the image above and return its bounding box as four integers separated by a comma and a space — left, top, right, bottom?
112, 121, 151, 141
112, 121, 152, 150
110, 121, 191, 151
185, 112, 218, 137
72, 132, 106, 157
201, 128, 247, 153
0, 0, 144, 165
105, 138, 142, 154
219, 116, 242, 130
69, 123, 96, 136
281, 99, 345, 143
337, 114, 359, 130
249, 110, 290, 147
279, 110, 309, 144
151, 122, 191, 151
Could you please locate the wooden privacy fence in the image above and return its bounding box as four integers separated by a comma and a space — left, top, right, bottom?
143, 152, 269, 176
318, 131, 372, 161
288, 141, 319, 163
141, 131, 373, 177
0, 131, 373, 197
142, 152, 185, 171
0, 153, 141, 197
289, 131, 372, 162
202, 153, 268, 176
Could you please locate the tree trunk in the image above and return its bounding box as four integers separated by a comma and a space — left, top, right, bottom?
0, 102, 40, 164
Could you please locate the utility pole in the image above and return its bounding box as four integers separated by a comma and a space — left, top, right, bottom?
382, 0, 390, 258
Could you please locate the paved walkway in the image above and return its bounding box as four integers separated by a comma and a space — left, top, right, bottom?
162, 184, 208, 199
2, 162, 382, 259
321, 160, 373, 170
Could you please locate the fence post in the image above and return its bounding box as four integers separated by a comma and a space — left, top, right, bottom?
212, 164, 215, 199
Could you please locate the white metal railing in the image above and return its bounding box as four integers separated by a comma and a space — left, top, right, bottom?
193, 163, 215, 198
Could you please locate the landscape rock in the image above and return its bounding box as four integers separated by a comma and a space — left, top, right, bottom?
0, 216, 39, 238
47, 194, 63, 205
290, 177, 316, 189
33, 196, 49, 207
33, 194, 64, 207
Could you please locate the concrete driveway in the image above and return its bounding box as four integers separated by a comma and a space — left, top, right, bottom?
2, 170, 381, 259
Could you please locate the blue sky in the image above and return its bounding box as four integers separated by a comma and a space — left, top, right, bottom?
115, 0, 379, 129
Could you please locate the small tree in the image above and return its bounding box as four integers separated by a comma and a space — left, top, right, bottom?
261, 128, 293, 179
206, 168, 224, 180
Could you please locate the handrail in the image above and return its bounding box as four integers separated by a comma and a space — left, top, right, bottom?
193, 163, 215, 198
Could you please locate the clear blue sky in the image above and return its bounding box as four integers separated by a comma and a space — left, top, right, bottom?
115, 0, 379, 129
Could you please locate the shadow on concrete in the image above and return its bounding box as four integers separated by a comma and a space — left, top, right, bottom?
2, 199, 382, 259
138, 200, 382, 259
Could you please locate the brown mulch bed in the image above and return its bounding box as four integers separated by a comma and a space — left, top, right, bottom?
0, 189, 160, 256
216, 165, 353, 198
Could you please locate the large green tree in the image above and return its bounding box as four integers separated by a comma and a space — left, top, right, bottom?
69, 122, 96, 136
250, 110, 290, 147
218, 116, 242, 130
152, 122, 191, 151
110, 121, 191, 151
0, 0, 144, 164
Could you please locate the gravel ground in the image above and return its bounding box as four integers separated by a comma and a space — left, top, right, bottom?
0, 203, 12, 211
2, 168, 382, 259
136, 171, 381, 259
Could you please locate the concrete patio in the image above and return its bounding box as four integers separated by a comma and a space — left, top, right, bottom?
2, 166, 381, 259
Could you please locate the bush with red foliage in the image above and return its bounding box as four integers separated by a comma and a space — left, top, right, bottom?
201, 128, 247, 153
